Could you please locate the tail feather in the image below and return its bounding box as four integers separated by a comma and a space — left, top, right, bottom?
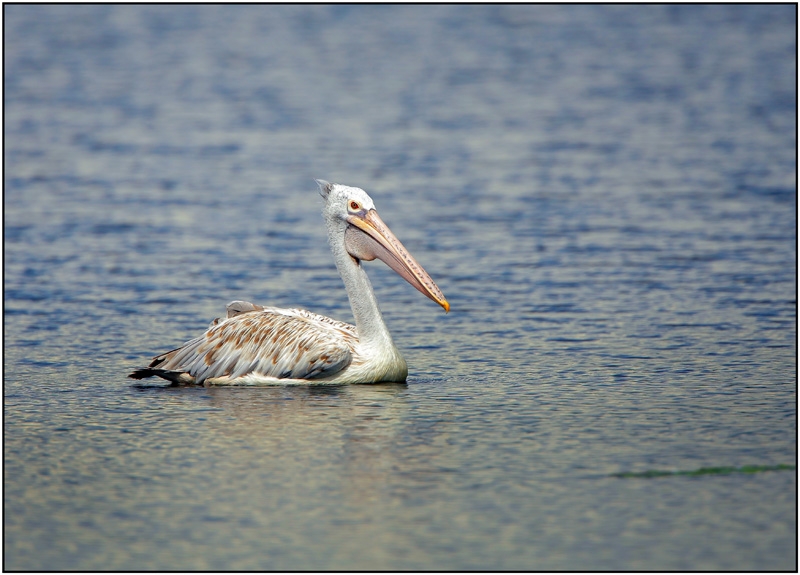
127, 366, 195, 384
128, 347, 196, 384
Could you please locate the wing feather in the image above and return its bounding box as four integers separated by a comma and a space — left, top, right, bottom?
135, 304, 356, 384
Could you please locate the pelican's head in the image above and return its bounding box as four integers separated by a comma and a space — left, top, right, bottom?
316, 179, 449, 312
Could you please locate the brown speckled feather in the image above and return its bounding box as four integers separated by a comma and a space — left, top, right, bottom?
131, 301, 356, 384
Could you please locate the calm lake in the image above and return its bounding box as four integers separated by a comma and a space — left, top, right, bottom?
4, 5, 796, 570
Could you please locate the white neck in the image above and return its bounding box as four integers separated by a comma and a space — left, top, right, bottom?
327, 221, 397, 352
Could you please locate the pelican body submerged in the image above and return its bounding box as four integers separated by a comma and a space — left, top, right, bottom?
129, 180, 448, 385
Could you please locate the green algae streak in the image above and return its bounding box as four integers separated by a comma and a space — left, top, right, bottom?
613, 464, 796, 479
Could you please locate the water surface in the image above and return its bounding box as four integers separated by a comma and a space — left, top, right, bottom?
4, 5, 796, 570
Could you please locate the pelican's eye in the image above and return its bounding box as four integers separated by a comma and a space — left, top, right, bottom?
349, 200, 361, 211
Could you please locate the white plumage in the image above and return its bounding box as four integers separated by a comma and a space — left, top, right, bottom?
129, 181, 448, 385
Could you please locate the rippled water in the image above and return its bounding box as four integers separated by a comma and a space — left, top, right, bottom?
4, 5, 796, 570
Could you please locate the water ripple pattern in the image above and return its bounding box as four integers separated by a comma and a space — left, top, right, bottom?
4, 5, 796, 571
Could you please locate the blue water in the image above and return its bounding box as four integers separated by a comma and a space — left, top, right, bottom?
4, 5, 796, 570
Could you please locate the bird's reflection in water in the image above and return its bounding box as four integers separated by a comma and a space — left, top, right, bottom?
198, 383, 411, 505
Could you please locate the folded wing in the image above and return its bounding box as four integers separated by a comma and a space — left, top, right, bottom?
129, 301, 356, 383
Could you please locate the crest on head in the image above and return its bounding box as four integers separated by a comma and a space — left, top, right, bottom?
316, 179, 334, 200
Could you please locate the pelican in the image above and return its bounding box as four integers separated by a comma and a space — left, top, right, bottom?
129, 180, 449, 385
